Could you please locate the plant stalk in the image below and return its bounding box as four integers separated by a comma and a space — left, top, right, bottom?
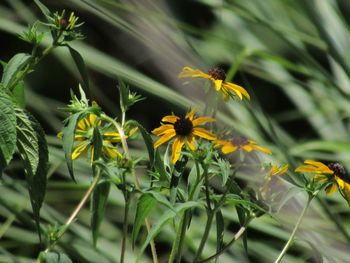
120, 192, 130, 263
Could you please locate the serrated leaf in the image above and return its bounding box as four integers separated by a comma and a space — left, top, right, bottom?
15, 108, 48, 240
39, 251, 73, 263
62, 112, 82, 181
91, 180, 110, 246
13, 81, 25, 108
1, 53, 31, 89
0, 92, 16, 173
137, 201, 204, 262
67, 45, 90, 96
132, 193, 158, 248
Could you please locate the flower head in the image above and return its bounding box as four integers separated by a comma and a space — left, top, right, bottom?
152, 109, 216, 163
70, 113, 123, 161
178, 66, 250, 101
295, 160, 350, 204
260, 164, 289, 201
215, 135, 272, 155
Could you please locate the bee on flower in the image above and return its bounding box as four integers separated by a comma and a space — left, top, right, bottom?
152, 108, 216, 164
178, 66, 250, 101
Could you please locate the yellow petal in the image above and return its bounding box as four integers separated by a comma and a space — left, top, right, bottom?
192, 116, 216, 127
340, 182, 350, 206
326, 183, 337, 195
103, 144, 122, 159
304, 160, 333, 173
269, 164, 289, 177
222, 82, 250, 100
171, 137, 185, 164
295, 165, 319, 174
221, 143, 238, 154
251, 144, 272, 154
72, 141, 89, 160
178, 66, 211, 79
104, 131, 121, 143
192, 127, 216, 140
161, 115, 179, 124
335, 176, 345, 189
314, 174, 328, 183
242, 145, 254, 152
154, 130, 176, 148
185, 108, 197, 120
186, 135, 196, 151
213, 80, 223, 91
152, 125, 175, 136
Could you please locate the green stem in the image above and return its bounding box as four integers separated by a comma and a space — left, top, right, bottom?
120, 192, 130, 263
168, 211, 189, 263
46, 170, 102, 251
199, 222, 249, 263
192, 211, 215, 263
101, 114, 158, 263
274, 195, 313, 263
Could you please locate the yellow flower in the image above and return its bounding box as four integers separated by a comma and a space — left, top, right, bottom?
295, 160, 350, 203
71, 113, 123, 161
215, 136, 272, 155
152, 108, 216, 164
260, 164, 288, 200
269, 164, 289, 177
178, 66, 250, 101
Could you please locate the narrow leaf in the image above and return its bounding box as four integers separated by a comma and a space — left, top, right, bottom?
33, 0, 51, 18
1, 53, 31, 89
13, 81, 25, 108
0, 92, 16, 173
16, 108, 48, 240
62, 112, 82, 181
132, 193, 158, 248
91, 180, 110, 246
215, 209, 225, 261
67, 45, 90, 95
132, 121, 154, 166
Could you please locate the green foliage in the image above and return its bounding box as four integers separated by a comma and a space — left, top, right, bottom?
39, 251, 72, 263
1, 53, 31, 89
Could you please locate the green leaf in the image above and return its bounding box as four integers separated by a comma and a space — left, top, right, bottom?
39, 251, 73, 263
91, 180, 110, 246
131, 121, 154, 166
0, 92, 17, 173
215, 209, 224, 261
13, 81, 25, 108
1, 53, 31, 89
132, 193, 158, 248
15, 108, 48, 240
62, 112, 83, 182
236, 205, 248, 253
118, 79, 129, 113
67, 45, 90, 96
33, 0, 51, 18
137, 201, 203, 262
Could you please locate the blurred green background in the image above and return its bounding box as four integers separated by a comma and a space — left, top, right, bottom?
1, 0, 350, 262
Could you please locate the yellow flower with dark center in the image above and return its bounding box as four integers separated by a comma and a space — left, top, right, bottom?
71, 113, 123, 161
215, 136, 272, 155
295, 160, 350, 203
178, 66, 250, 101
152, 109, 216, 164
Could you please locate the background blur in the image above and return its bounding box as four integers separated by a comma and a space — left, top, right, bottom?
1, 0, 350, 262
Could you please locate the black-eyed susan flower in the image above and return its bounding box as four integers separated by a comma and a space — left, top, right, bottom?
215, 135, 272, 155
178, 66, 250, 101
152, 109, 216, 164
295, 160, 350, 204
70, 113, 123, 161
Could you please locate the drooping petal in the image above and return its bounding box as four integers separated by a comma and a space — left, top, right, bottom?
326, 183, 337, 195
340, 182, 350, 206
221, 143, 238, 154
171, 137, 185, 164
213, 79, 223, 91
242, 144, 254, 152
152, 124, 175, 136
186, 135, 196, 151
251, 144, 272, 154
269, 164, 289, 177
104, 131, 122, 142
192, 127, 216, 140
185, 108, 197, 121
72, 141, 90, 160
161, 115, 179, 124
103, 142, 122, 159
335, 176, 345, 189
178, 66, 211, 80
314, 174, 328, 183
304, 160, 333, 173
154, 130, 176, 148
295, 165, 320, 174
222, 82, 250, 100
192, 116, 215, 127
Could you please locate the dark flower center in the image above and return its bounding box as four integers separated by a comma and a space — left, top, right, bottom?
59, 18, 68, 28
174, 117, 193, 136
232, 135, 249, 146
208, 67, 226, 81
328, 162, 350, 183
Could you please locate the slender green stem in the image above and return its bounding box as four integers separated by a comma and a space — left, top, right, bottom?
202, 163, 212, 211
199, 222, 249, 263
274, 195, 313, 263
46, 170, 102, 251
168, 211, 189, 263
101, 114, 158, 263
192, 211, 215, 263
120, 192, 130, 263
